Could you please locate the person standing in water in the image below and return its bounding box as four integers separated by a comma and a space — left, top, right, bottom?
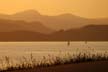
67, 41, 70, 46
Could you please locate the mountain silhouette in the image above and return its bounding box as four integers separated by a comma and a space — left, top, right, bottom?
0, 24, 107, 41
0, 10, 108, 41
0, 10, 108, 30
0, 19, 54, 34
0, 31, 48, 41
50, 25, 108, 41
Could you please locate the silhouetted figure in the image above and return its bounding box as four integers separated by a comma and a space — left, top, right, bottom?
67, 41, 70, 46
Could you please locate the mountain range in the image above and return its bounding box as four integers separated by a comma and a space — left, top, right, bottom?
0, 10, 108, 30
0, 19, 54, 34
0, 24, 108, 41
0, 10, 108, 41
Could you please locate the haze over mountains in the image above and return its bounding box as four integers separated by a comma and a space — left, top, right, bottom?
0, 19, 54, 34
0, 10, 108, 41
0, 10, 108, 30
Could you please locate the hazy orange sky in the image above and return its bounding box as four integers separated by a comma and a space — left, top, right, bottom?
0, 0, 108, 18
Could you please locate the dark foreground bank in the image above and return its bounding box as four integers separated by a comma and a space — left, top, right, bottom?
2, 61, 108, 72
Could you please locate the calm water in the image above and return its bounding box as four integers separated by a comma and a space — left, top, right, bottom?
0, 41, 108, 69
0, 42, 108, 58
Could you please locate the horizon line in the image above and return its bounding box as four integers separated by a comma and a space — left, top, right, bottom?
0, 9, 108, 19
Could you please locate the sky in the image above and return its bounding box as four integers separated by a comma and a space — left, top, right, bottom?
0, 0, 108, 18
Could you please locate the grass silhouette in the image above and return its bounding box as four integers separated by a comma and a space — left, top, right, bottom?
0, 49, 108, 72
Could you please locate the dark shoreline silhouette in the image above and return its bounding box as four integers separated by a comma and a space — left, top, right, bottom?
0, 25, 108, 41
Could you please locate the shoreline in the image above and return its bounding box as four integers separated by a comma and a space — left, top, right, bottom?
3, 61, 108, 72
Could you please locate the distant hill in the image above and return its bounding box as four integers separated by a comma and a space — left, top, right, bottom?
50, 25, 108, 41
0, 31, 48, 41
0, 25, 108, 41
0, 19, 54, 34
0, 10, 108, 30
